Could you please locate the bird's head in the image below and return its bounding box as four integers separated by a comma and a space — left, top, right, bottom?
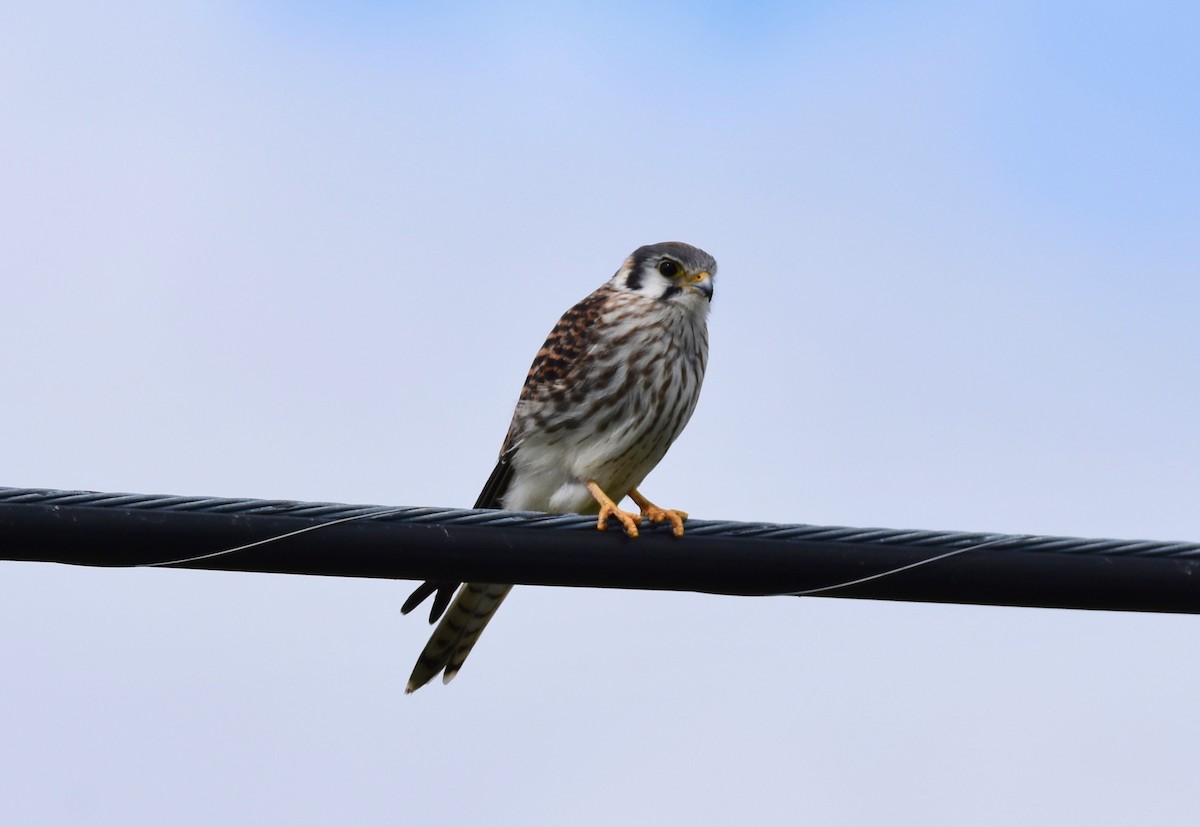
613, 241, 716, 310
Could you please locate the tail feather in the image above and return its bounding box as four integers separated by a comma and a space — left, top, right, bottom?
405, 582, 512, 693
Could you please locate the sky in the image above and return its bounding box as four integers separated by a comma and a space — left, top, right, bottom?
2, 1, 1199, 824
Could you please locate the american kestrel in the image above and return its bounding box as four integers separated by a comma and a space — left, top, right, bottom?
402, 241, 716, 692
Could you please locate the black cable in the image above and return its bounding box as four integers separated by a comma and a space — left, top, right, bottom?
1, 486, 1197, 613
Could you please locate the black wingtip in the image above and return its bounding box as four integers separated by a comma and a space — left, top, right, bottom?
401, 580, 439, 616
401, 580, 459, 623
475, 447, 517, 510
401, 449, 517, 625
429, 585, 455, 623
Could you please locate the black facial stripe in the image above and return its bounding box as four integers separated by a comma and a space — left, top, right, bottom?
659, 285, 682, 301
625, 269, 644, 291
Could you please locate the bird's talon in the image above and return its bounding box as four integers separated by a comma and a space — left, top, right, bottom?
642, 505, 688, 537
596, 502, 640, 538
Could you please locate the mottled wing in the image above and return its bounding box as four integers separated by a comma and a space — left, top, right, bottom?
403, 288, 613, 691
500, 286, 611, 452
400, 288, 609, 625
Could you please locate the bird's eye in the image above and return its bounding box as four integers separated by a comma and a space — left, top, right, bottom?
658, 260, 679, 278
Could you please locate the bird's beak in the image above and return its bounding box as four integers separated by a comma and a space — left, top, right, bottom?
688, 270, 714, 301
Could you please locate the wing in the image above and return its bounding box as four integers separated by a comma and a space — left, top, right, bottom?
506, 286, 610, 434
400, 287, 610, 624
397, 450, 508, 623
474, 445, 517, 510
399, 447, 517, 622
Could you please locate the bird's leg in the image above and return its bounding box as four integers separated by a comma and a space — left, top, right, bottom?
586, 480, 641, 538
629, 488, 688, 538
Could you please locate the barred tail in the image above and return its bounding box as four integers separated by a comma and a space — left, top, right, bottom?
405, 583, 512, 693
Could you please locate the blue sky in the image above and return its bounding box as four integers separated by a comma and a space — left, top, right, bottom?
2, 2, 1198, 824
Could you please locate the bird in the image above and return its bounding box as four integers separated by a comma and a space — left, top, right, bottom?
402, 241, 716, 693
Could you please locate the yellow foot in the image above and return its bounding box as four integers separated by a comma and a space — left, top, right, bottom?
586, 480, 641, 538
630, 488, 688, 537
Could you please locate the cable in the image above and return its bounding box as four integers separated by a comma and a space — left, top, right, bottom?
1, 486, 1198, 613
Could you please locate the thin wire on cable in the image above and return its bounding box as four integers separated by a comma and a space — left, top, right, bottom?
139, 504, 1011, 597
139, 506, 415, 568
786, 537, 1013, 596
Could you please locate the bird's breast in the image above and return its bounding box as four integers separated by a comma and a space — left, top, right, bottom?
506, 307, 708, 511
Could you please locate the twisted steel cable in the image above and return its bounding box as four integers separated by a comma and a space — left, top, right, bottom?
1, 486, 1198, 613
